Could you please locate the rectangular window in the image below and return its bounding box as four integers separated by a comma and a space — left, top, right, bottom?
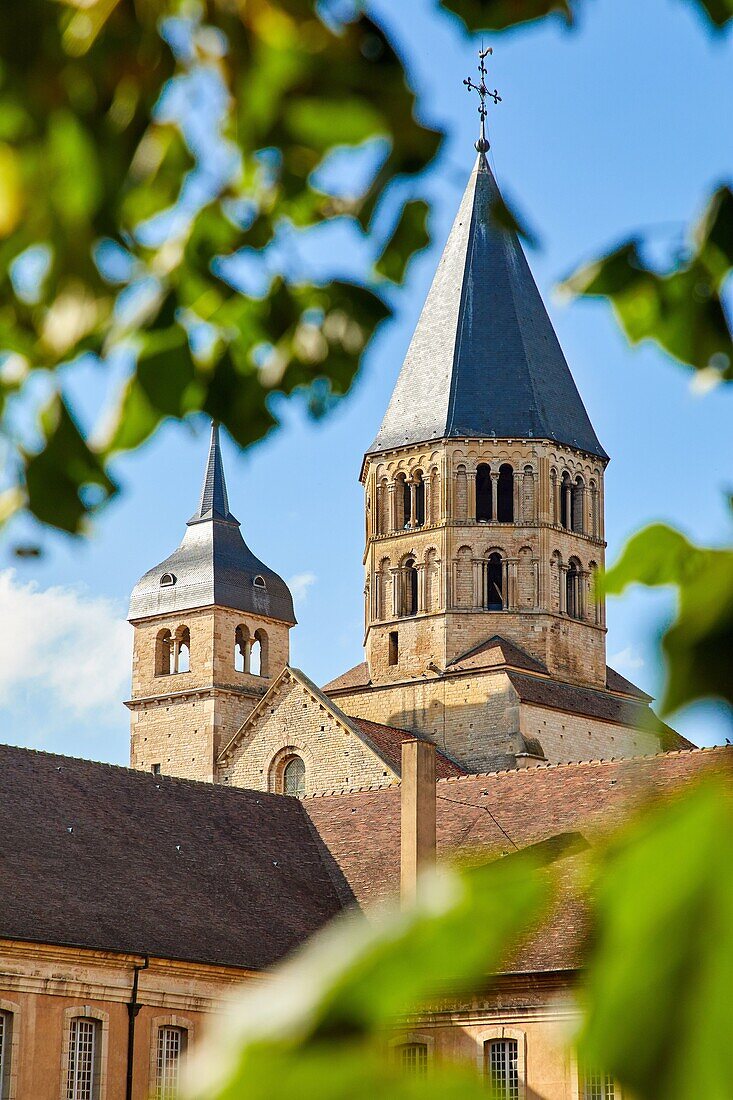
0, 1011, 11, 1100
487, 1039, 519, 1100
399, 1042, 427, 1075
151, 763, 161, 776
388, 631, 398, 666
156, 1027, 186, 1100
581, 1067, 615, 1100
67, 1018, 98, 1100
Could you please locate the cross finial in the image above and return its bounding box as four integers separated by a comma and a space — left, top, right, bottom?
463, 46, 501, 156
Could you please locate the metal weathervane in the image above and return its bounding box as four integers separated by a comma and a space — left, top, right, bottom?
463, 46, 501, 154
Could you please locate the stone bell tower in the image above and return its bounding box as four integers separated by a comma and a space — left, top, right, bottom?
360, 137, 608, 690
126, 423, 295, 782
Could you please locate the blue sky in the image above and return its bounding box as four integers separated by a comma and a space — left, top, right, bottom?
1, 0, 731, 764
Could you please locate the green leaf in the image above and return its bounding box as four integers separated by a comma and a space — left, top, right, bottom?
691, 0, 733, 27
188, 837, 581, 1100
375, 200, 430, 284
488, 192, 539, 250
579, 780, 733, 1100
440, 0, 575, 31
24, 393, 117, 534
286, 98, 386, 151
604, 523, 733, 714
561, 187, 733, 379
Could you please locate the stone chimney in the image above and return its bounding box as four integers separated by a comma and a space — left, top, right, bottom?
400, 738, 436, 905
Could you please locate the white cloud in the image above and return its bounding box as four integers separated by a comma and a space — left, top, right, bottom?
0, 570, 130, 716
609, 645, 645, 672
287, 571, 317, 605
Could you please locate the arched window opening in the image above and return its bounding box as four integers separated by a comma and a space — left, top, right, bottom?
413, 471, 425, 527
234, 625, 250, 673
485, 553, 504, 611
572, 477, 585, 533
398, 1043, 428, 1076
476, 463, 492, 522
580, 1065, 615, 1100
282, 755, 306, 797
251, 628, 269, 676
174, 626, 190, 674
402, 558, 418, 617
566, 560, 581, 620
497, 463, 514, 522
560, 472, 571, 529
155, 629, 173, 676
486, 1039, 519, 1100
160, 572, 176, 587
67, 1017, 101, 1100
156, 1026, 187, 1100
253, 574, 266, 590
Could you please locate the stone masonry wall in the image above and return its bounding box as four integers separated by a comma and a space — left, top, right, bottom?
219, 672, 397, 794
520, 702, 661, 764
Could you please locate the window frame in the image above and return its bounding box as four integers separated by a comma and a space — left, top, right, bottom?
388, 1032, 434, 1075
475, 1028, 526, 1100
571, 1054, 620, 1100
149, 1016, 193, 1100
0, 1000, 20, 1100
60, 1007, 108, 1100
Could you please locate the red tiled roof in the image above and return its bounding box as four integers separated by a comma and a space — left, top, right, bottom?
303, 747, 731, 926
349, 717, 466, 780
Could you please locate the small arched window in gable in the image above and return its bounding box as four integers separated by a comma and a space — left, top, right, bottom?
283, 755, 306, 797
398, 1042, 428, 1076
160, 572, 176, 587
253, 575, 266, 590
476, 463, 492, 522
497, 463, 514, 522
155, 629, 173, 676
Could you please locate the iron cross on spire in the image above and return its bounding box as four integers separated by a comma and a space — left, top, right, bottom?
463, 46, 501, 154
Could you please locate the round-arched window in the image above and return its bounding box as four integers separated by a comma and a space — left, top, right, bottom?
283, 756, 306, 797
253, 575, 266, 589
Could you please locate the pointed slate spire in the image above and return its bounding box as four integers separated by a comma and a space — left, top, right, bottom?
368, 157, 607, 461
190, 421, 237, 524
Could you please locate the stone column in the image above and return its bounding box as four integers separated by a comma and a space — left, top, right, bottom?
171, 637, 180, 674
513, 471, 522, 523
390, 568, 400, 619
415, 563, 426, 613
552, 474, 560, 525
472, 559, 484, 609
532, 557, 540, 610
579, 570, 587, 620
467, 467, 477, 523
502, 558, 510, 610
243, 637, 252, 674
507, 558, 518, 609
388, 482, 397, 533
559, 565, 567, 614
409, 481, 417, 529
532, 469, 539, 524
490, 472, 499, 522
563, 482, 572, 529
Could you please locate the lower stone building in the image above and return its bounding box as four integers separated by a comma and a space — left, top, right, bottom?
0, 739, 728, 1099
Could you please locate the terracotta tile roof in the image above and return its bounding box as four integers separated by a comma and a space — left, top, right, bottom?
0, 743, 344, 970
323, 661, 371, 693
303, 747, 731, 933
507, 671, 693, 750
448, 635, 548, 674
348, 717, 466, 780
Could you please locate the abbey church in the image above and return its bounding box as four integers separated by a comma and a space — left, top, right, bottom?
0, 133, 724, 1100
126, 151, 686, 796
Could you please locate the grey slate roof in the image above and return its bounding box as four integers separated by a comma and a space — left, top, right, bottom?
128, 423, 295, 623
0, 743, 346, 969
368, 155, 607, 461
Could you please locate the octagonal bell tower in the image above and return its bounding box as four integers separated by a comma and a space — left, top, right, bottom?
361, 144, 608, 691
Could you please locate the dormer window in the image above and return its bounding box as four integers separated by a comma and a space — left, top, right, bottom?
253, 575, 266, 589
160, 573, 176, 587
